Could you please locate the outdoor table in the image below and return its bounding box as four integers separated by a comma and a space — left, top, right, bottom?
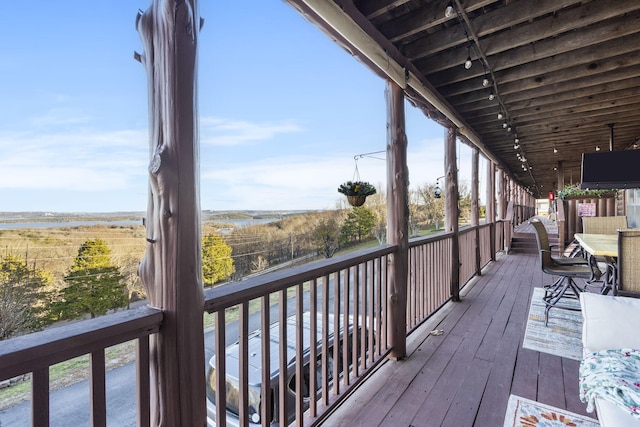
574, 233, 618, 294
574, 233, 618, 258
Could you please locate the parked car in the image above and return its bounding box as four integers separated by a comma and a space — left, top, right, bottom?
206, 311, 367, 426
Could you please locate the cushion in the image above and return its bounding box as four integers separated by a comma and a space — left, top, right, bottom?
580, 293, 640, 354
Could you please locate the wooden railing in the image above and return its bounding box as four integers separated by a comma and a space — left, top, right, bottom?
407, 233, 453, 331
203, 244, 397, 427
0, 306, 163, 427
0, 223, 504, 426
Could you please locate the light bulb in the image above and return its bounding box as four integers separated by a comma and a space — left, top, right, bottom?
503, 122, 508, 129
488, 92, 495, 101
482, 78, 490, 87
553, 148, 558, 154
507, 126, 512, 132
464, 56, 472, 69
497, 112, 503, 119
515, 138, 520, 144
596, 145, 601, 151
445, 3, 454, 17
514, 144, 520, 150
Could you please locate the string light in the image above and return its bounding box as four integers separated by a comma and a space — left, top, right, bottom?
444, 2, 454, 17
464, 55, 472, 69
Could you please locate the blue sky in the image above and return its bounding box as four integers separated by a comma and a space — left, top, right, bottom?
0, 1, 480, 213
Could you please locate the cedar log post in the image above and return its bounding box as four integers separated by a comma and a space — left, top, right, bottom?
136, 2, 206, 426
471, 148, 481, 276
487, 161, 496, 260
445, 127, 460, 302
385, 81, 409, 360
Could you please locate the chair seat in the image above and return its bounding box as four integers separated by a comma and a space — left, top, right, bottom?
543, 263, 593, 278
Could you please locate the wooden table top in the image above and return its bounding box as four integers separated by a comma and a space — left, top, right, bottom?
574, 233, 618, 258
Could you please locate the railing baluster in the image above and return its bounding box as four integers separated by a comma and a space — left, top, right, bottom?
239, 302, 249, 427
215, 310, 227, 427
278, 290, 288, 427
332, 271, 340, 394
136, 337, 150, 427
342, 267, 350, 386
295, 284, 304, 424
321, 273, 329, 405
260, 295, 271, 427
90, 349, 106, 427
32, 367, 49, 427
309, 278, 318, 416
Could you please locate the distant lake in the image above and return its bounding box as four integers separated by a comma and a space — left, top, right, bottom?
0, 218, 279, 230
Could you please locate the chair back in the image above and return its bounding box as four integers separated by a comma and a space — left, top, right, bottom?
582, 216, 628, 234
616, 229, 640, 297
531, 219, 555, 270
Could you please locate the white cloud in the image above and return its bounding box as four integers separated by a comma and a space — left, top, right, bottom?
200, 117, 304, 146
0, 128, 147, 191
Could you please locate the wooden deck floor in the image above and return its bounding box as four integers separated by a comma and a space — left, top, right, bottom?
322, 250, 592, 427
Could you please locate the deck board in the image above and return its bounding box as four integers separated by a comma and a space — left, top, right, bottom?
322, 251, 593, 426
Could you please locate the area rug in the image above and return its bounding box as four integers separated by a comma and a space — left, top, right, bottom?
503, 394, 599, 427
523, 287, 583, 361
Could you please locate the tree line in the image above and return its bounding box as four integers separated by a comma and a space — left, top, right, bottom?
1, 182, 473, 340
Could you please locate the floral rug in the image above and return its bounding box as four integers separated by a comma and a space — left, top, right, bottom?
503, 394, 599, 427
523, 287, 583, 361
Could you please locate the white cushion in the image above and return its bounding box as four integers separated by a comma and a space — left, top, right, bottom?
595, 397, 640, 427
580, 293, 640, 354
581, 293, 640, 426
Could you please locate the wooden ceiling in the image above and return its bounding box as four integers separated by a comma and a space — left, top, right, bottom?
286, 0, 640, 197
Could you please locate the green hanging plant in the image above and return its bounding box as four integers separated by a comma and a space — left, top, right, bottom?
556, 184, 613, 200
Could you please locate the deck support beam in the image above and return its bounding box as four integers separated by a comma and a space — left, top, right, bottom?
445, 127, 461, 302
472, 148, 481, 276
385, 81, 409, 360
136, 2, 206, 425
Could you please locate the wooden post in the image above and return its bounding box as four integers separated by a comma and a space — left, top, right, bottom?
471, 149, 481, 275
557, 160, 565, 191
487, 162, 496, 260
497, 169, 505, 220
445, 126, 460, 302
136, 2, 206, 426
385, 81, 409, 360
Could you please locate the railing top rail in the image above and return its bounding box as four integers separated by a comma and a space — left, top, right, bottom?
0, 305, 163, 380
204, 243, 398, 313
408, 231, 454, 248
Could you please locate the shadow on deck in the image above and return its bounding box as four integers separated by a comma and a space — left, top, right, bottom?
323, 250, 591, 426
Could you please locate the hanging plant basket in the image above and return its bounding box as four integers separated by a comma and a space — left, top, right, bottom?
347, 195, 367, 207
338, 181, 376, 207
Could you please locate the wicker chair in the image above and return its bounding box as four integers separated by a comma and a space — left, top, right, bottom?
614, 229, 640, 298
582, 215, 628, 235
581, 215, 627, 293
531, 219, 596, 325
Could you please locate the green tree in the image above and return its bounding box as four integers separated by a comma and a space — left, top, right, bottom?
55, 238, 127, 320
416, 182, 445, 230
202, 233, 235, 287
340, 206, 376, 244
0, 254, 52, 340
313, 217, 341, 258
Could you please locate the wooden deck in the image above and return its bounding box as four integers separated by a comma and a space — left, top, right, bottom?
323, 250, 592, 426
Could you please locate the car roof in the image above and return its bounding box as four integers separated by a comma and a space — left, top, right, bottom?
211, 312, 341, 386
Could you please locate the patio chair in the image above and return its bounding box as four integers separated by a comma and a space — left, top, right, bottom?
581, 215, 627, 293
531, 219, 598, 325
582, 215, 628, 235
530, 219, 587, 266
614, 229, 640, 298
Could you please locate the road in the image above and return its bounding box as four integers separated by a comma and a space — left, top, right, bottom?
0, 274, 365, 426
